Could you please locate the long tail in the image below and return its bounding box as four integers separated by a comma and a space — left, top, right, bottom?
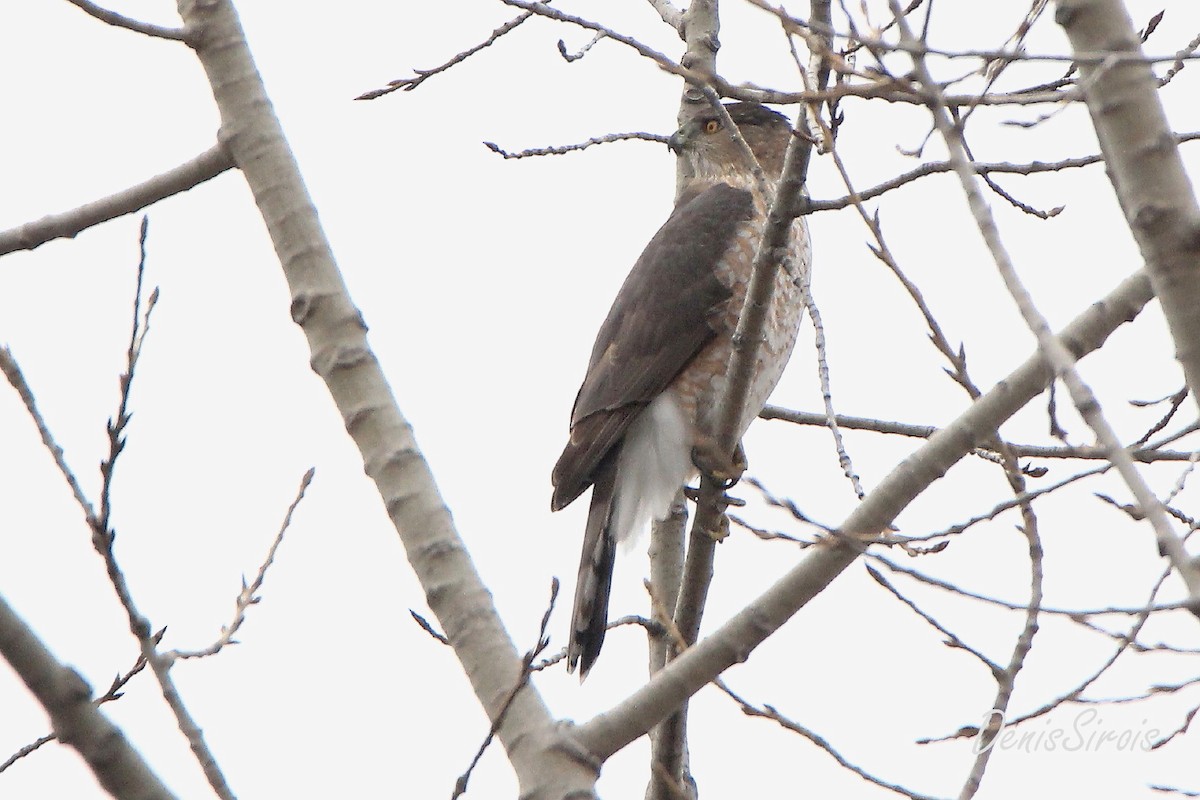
567, 452, 618, 679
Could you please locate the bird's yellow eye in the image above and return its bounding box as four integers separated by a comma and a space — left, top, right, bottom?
704, 119, 721, 134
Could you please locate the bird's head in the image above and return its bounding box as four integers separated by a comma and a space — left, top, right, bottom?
668, 102, 792, 183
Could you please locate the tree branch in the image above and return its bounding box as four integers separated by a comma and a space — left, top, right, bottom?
891, 0, 1200, 610
647, 0, 684, 32
1055, 1, 1200, 466
355, 9, 537, 99
759, 405, 1199, 461
0, 144, 234, 255
648, 7, 725, 796
574, 269, 1154, 760
63, 0, 187, 41
173, 2, 573, 797
0, 591, 177, 800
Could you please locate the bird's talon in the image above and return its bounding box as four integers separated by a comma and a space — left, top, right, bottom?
691, 438, 747, 489
683, 485, 744, 509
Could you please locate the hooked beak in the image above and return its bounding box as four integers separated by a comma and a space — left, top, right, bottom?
667, 127, 688, 155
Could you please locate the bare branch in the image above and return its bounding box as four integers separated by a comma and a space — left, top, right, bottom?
872, 552, 1187, 619
1150, 785, 1200, 798
173, 3, 571, 795
1160, 29, 1200, 87
760, 405, 1200, 461
557, 31, 605, 62
452, 579, 559, 799
0, 628, 164, 773
355, 10, 537, 99
891, 0, 1200, 612
0, 144, 234, 255
803, 281, 865, 498
0, 348, 98, 522
866, 566, 1004, 679
719, 680, 944, 800
914, 464, 1108, 542
54, 219, 240, 800
1056, 1, 1200, 454
799, 133, 1200, 214
483, 131, 668, 159
165, 469, 315, 661
410, 611, 451, 645
749, 0, 1199, 67
576, 268, 1155, 760
959, 445, 1044, 796
647, 0, 684, 32
1132, 387, 1190, 446
976, 562, 1174, 732
63, 0, 187, 41
0, 592, 176, 798
1150, 703, 1199, 749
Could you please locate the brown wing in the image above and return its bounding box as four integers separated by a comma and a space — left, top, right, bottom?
551, 182, 754, 510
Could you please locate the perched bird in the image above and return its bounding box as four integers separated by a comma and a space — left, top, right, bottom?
551, 102, 811, 677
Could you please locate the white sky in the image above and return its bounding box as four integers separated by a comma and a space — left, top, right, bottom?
2, 1, 1200, 798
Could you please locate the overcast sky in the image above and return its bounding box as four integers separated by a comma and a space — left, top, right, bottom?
3, 1, 1200, 798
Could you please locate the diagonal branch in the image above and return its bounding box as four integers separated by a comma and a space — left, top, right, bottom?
1054, 1, 1200, 456
647, 0, 684, 32
355, 9, 538, 99
172, 2, 576, 797
574, 268, 1155, 760
0, 144, 234, 256
165, 468, 314, 661
889, 0, 1200, 610
63, 0, 187, 41
0, 591, 177, 799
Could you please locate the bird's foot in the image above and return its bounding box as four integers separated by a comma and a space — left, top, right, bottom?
690, 437, 747, 489
683, 485, 746, 508
685, 439, 748, 542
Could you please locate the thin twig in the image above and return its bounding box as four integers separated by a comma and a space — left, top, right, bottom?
760, 405, 1199, 461
0, 595, 177, 798
799, 217, 864, 498
971, 562, 1176, 732
165, 469, 315, 661
890, 0, 1200, 612
355, 10, 538, 99
1149, 703, 1199, 749
747, 0, 1200, 66
483, 131, 668, 159
1132, 387, 1190, 446
79, 221, 238, 800
558, 31, 605, 62
795, 146, 1137, 213
718, 680, 945, 800
867, 566, 1004, 678
0, 628, 165, 773
0, 350, 97, 521
871, 553, 1186, 619
410, 611, 451, 645
451, 579, 558, 799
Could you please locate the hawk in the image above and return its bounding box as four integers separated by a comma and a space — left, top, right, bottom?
551, 102, 811, 677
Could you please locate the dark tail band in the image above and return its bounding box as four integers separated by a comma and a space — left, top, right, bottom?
567, 451, 618, 679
